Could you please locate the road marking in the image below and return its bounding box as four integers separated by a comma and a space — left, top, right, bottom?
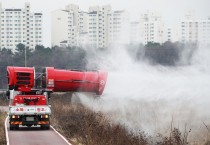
5, 115, 71, 145
5, 116, 9, 145
50, 125, 72, 145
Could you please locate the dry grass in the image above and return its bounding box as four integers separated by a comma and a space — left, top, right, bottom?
0, 93, 8, 145
0, 94, 9, 106
0, 111, 6, 145
44, 93, 210, 145
156, 128, 190, 145
50, 93, 148, 145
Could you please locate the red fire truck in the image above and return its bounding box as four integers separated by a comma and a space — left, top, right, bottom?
6, 66, 107, 130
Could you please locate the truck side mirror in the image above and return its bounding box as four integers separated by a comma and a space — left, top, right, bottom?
6, 90, 10, 100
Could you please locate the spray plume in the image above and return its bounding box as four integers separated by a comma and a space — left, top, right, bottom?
77, 44, 210, 142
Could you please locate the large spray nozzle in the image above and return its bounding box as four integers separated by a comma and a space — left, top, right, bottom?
46, 67, 108, 95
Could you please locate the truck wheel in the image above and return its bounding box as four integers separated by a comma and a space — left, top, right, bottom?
15, 125, 19, 130
41, 125, 45, 130
41, 124, 50, 130
45, 125, 50, 130
10, 126, 14, 130
10, 125, 19, 130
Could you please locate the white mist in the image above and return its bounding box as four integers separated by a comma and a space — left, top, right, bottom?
78, 44, 210, 142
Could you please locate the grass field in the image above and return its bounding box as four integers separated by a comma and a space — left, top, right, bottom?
51, 93, 148, 145
0, 111, 6, 145
0, 95, 8, 145
0, 93, 9, 106
50, 93, 210, 145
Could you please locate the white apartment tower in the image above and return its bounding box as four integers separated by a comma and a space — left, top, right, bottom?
88, 5, 111, 48
51, 4, 79, 47
52, 4, 89, 47
108, 10, 130, 45
140, 12, 164, 45
130, 21, 141, 44
0, 3, 43, 52
66, 4, 79, 46
164, 27, 172, 42
78, 11, 89, 47
179, 13, 210, 44
51, 4, 132, 48
51, 9, 71, 47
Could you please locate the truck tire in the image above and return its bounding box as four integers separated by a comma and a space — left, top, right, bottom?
10, 126, 14, 130
45, 125, 50, 130
41, 124, 50, 130
10, 125, 19, 130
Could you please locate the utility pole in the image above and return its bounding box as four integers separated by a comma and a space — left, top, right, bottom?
25, 46, 27, 67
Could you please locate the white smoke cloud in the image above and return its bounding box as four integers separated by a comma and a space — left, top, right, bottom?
78, 44, 210, 142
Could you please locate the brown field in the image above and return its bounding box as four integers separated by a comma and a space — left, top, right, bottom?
51, 93, 148, 145
0, 111, 6, 145
0, 94, 8, 145
0, 93, 9, 106
51, 93, 210, 145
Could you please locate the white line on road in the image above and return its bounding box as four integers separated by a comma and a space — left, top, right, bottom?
5, 116, 9, 145
5, 115, 71, 145
50, 125, 72, 145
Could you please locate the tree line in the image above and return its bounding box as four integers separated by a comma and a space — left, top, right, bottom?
0, 41, 197, 88
126, 41, 197, 66
0, 43, 87, 88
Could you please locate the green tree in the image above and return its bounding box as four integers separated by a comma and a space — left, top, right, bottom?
14, 43, 33, 66
0, 48, 14, 88
27, 45, 52, 67
16, 43, 26, 53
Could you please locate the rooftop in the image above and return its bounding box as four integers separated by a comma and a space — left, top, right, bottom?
88, 11, 97, 14
34, 13, 42, 15
5, 9, 21, 11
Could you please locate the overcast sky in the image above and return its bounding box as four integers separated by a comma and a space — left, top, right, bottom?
1, 0, 210, 47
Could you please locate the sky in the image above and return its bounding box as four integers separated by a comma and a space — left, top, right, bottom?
0, 0, 210, 47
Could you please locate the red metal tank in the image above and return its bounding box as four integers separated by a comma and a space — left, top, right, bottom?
46, 67, 107, 95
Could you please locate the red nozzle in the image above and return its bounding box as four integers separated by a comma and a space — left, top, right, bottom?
46, 67, 107, 95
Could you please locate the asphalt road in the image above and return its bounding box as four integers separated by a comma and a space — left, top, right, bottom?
1, 106, 71, 145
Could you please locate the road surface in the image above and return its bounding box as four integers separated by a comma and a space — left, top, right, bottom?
1, 106, 71, 145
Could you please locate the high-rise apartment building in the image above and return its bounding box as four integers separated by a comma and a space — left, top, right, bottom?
164, 27, 172, 42
52, 4, 131, 48
108, 10, 130, 45
51, 4, 79, 47
78, 11, 89, 47
51, 9, 71, 47
178, 13, 210, 44
139, 12, 164, 45
52, 4, 90, 47
88, 5, 111, 48
130, 21, 141, 44
0, 3, 42, 52
65, 4, 80, 46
